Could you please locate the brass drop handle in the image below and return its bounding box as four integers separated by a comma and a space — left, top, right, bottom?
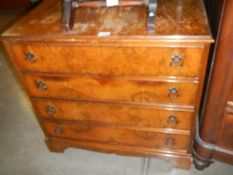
170, 55, 183, 68
165, 137, 175, 146
36, 80, 47, 91
55, 126, 62, 134
167, 115, 177, 124
25, 51, 36, 63
47, 105, 56, 115
168, 87, 179, 98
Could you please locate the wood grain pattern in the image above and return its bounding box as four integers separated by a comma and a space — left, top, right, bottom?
43, 121, 190, 150
23, 74, 198, 105
10, 43, 204, 77
33, 99, 194, 130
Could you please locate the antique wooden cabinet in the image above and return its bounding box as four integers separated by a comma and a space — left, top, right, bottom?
1, 0, 212, 169
193, 0, 233, 169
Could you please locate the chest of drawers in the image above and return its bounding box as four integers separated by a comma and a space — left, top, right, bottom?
1, 0, 213, 169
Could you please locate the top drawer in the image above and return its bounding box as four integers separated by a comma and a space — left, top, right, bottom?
10, 44, 203, 77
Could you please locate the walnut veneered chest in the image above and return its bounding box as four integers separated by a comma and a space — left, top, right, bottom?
1, 0, 213, 169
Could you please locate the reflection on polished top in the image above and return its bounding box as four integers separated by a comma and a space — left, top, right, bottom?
2, 0, 212, 41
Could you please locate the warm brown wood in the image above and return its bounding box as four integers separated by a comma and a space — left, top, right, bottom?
43, 120, 190, 150
193, 0, 233, 170
217, 110, 233, 148
33, 98, 194, 130
23, 74, 198, 105
10, 43, 204, 77
1, 0, 212, 169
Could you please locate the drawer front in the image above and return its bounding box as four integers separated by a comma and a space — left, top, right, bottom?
43, 121, 190, 150
23, 75, 198, 105
33, 99, 194, 130
12, 44, 203, 77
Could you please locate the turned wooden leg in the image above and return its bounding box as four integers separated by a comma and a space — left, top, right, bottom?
193, 156, 212, 170
192, 148, 213, 170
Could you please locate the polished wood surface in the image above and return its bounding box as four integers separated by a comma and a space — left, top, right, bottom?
23, 74, 198, 105
33, 99, 194, 130
218, 110, 233, 148
193, 0, 233, 170
43, 121, 190, 150
10, 43, 204, 77
1, 0, 212, 169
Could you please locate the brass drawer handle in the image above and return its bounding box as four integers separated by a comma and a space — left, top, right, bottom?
55, 126, 62, 134
47, 105, 56, 115
170, 55, 183, 68
25, 51, 36, 63
165, 137, 175, 146
167, 115, 177, 124
168, 87, 179, 98
36, 80, 47, 91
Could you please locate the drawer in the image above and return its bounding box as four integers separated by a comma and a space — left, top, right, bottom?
33, 99, 194, 130
11, 44, 203, 77
23, 74, 198, 105
43, 121, 190, 150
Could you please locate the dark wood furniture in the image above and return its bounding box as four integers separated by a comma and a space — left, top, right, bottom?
1, 0, 212, 169
0, 0, 31, 8
193, 0, 233, 170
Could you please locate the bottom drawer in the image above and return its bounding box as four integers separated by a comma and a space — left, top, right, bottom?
43, 121, 190, 150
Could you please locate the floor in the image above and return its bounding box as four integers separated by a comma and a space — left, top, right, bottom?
0, 8, 233, 175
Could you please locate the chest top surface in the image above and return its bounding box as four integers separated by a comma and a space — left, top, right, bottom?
1, 0, 212, 43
